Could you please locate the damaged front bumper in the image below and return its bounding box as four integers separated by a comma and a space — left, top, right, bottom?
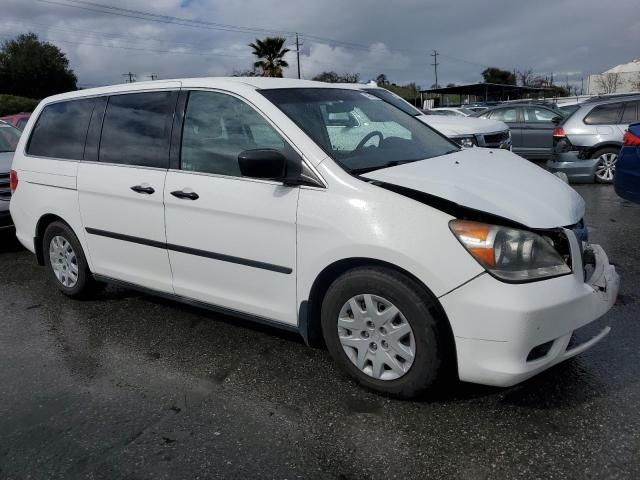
440, 232, 619, 387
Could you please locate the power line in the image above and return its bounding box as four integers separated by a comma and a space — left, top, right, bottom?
430, 50, 439, 88
122, 72, 136, 83
32, 0, 541, 79
0, 31, 248, 60
295, 33, 302, 79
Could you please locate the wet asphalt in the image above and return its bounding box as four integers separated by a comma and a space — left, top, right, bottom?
0, 184, 639, 480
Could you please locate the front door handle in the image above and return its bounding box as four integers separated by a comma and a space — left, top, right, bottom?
131, 184, 155, 194
171, 190, 199, 200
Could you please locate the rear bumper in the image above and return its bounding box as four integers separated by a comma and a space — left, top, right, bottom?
440, 241, 619, 387
547, 152, 598, 183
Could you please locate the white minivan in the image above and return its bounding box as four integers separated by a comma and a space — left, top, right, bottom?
10, 78, 619, 398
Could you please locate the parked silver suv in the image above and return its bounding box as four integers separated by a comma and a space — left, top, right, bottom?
547, 95, 640, 183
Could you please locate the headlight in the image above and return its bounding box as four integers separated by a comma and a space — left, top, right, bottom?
449, 220, 571, 282
453, 136, 476, 148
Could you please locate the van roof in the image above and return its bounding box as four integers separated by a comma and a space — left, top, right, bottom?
40, 77, 353, 104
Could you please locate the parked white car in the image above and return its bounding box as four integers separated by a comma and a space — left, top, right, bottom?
351, 86, 511, 149
429, 107, 474, 117
10, 78, 618, 398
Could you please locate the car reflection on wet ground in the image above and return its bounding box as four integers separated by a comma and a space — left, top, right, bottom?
0, 184, 638, 479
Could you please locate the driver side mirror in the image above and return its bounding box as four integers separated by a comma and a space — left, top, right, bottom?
551, 116, 563, 125
238, 149, 286, 180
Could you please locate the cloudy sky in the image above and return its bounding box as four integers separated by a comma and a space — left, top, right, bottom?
1, 0, 638, 90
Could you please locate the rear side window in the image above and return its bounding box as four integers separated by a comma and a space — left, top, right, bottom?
27, 98, 96, 160
584, 103, 623, 125
621, 101, 638, 124
523, 107, 557, 123
99, 91, 177, 168
488, 108, 517, 122
16, 118, 28, 130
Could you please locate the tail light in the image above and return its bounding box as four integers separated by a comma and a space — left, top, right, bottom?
9, 170, 18, 193
623, 130, 640, 146
553, 127, 566, 138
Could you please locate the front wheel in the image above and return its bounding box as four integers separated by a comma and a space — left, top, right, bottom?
593, 147, 618, 184
321, 267, 451, 398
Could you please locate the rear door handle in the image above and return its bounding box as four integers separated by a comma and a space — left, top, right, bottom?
131, 184, 155, 194
171, 190, 199, 200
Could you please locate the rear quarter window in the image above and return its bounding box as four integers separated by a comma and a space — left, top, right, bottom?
27, 98, 96, 160
583, 103, 623, 125
99, 91, 177, 168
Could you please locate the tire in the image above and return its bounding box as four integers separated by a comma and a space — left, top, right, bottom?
592, 147, 618, 184
321, 266, 451, 399
43, 221, 102, 298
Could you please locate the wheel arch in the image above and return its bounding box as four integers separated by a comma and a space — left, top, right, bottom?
585, 141, 622, 158
299, 257, 458, 377
34, 213, 71, 265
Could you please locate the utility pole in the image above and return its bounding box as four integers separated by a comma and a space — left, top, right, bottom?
430, 50, 439, 88
122, 72, 136, 83
295, 33, 302, 79
146, 73, 158, 81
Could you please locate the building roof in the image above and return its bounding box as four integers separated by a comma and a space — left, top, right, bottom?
604, 59, 640, 74
420, 82, 553, 97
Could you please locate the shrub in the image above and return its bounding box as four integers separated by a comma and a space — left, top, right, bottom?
0, 94, 39, 116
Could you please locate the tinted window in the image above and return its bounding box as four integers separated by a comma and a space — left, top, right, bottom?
523, 107, 558, 123
584, 103, 623, 125
99, 91, 176, 168
488, 108, 517, 122
181, 91, 285, 177
16, 117, 28, 130
621, 102, 638, 124
27, 99, 95, 160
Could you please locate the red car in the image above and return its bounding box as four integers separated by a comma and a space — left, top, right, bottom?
0, 112, 31, 131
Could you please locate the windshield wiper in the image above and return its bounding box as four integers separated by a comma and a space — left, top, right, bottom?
351, 160, 417, 175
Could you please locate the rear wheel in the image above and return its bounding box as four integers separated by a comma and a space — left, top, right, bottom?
592, 147, 618, 183
43, 221, 102, 298
321, 266, 450, 398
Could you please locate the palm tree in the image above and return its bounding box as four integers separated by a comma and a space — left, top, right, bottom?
249, 37, 290, 77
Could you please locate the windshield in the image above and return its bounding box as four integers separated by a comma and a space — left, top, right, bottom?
362, 88, 423, 116
260, 88, 458, 174
0, 122, 21, 152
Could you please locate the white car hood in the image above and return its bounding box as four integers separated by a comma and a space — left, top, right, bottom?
418, 114, 508, 137
362, 148, 585, 229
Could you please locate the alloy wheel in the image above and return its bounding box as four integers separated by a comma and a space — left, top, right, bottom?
49, 235, 79, 288
595, 152, 617, 182
337, 294, 415, 380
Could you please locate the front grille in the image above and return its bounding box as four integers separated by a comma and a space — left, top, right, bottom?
0, 173, 10, 199
482, 131, 510, 146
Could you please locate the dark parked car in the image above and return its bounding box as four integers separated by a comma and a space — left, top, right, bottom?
615, 122, 640, 203
476, 104, 564, 161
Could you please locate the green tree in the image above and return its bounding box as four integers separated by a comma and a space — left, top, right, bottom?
481, 67, 516, 85
249, 37, 290, 77
375, 73, 389, 85
0, 33, 77, 98
312, 71, 360, 83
